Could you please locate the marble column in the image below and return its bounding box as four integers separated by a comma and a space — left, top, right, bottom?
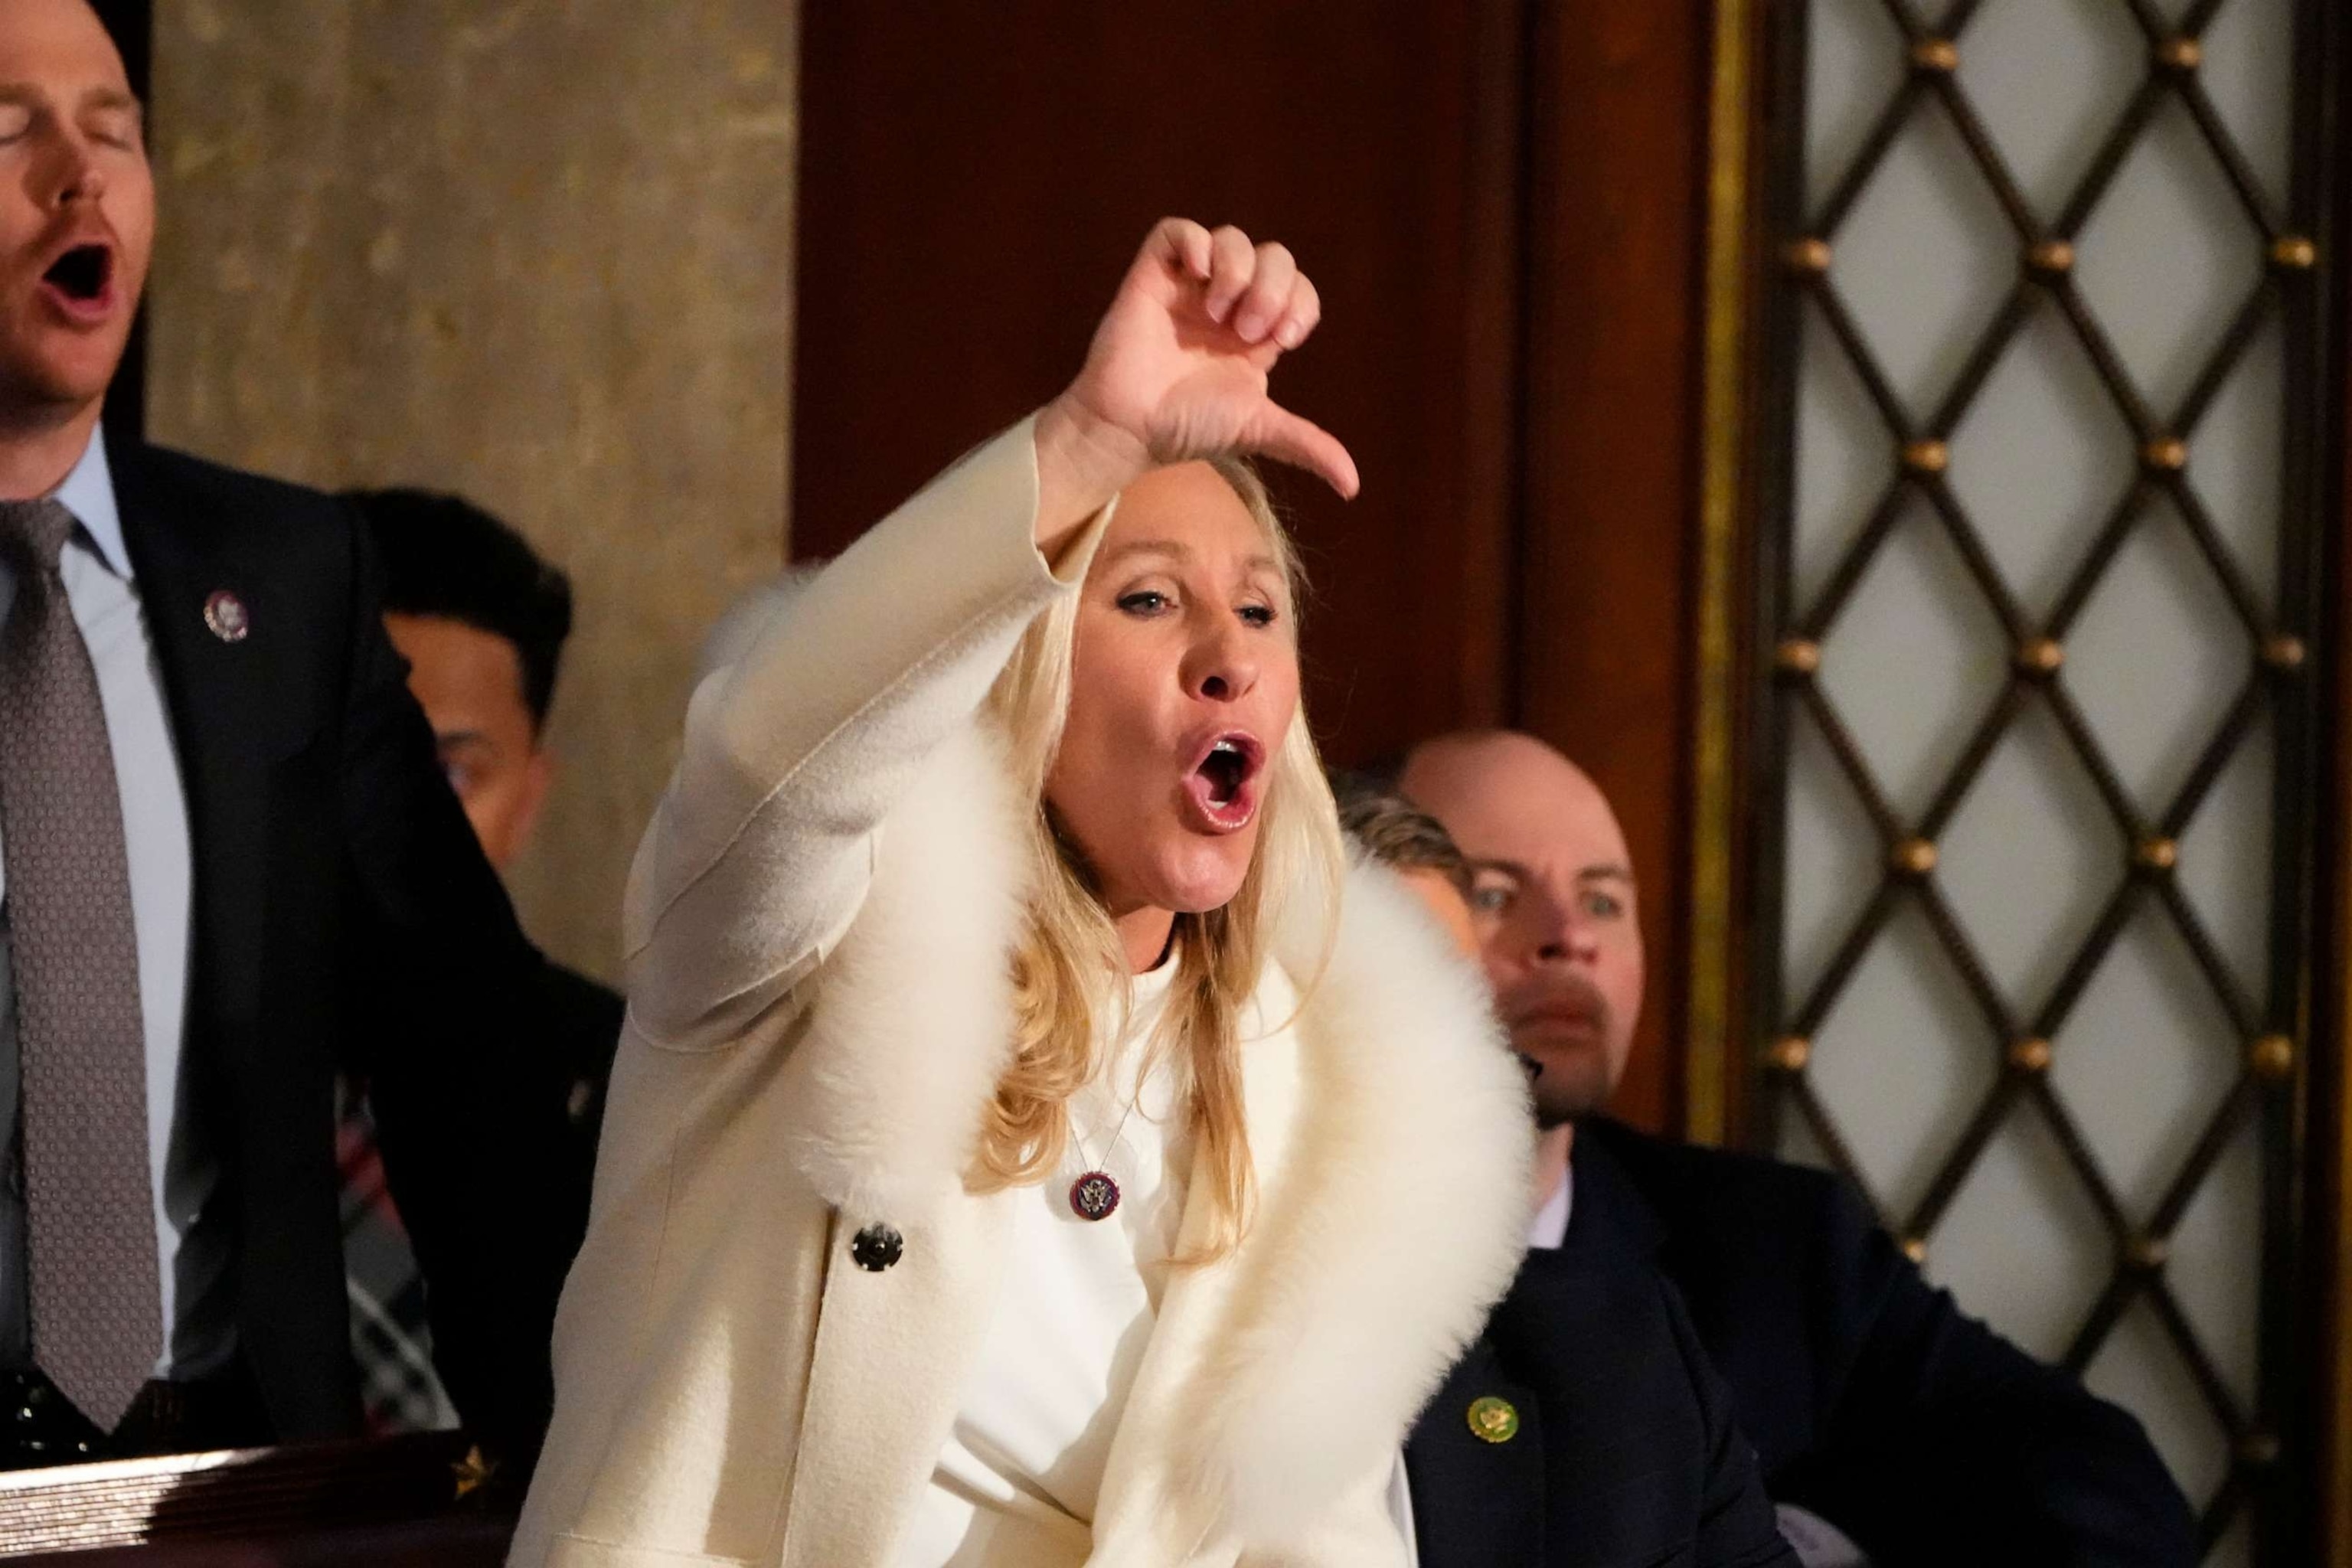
145, 0, 798, 982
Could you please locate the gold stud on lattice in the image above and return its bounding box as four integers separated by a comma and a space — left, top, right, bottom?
2239, 1430, 2282, 1469
1766, 1035, 1812, 1074
1775, 637, 1822, 677
2249, 1033, 2295, 1082
1890, 838, 1939, 878
2027, 239, 2075, 277
2262, 633, 2306, 673
2014, 637, 2064, 678
2155, 35, 2202, 72
2134, 836, 2178, 874
2007, 1037, 2053, 1075
2270, 235, 2317, 270
2128, 1234, 2170, 1272
1909, 37, 1959, 74
1902, 438, 1949, 476
2141, 436, 2187, 472
1784, 237, 1832, 276
1900, 1236, 1929, 1265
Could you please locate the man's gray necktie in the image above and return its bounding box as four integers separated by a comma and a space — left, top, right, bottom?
0, 498, 160, 1431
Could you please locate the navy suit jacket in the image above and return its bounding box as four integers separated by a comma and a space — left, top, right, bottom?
1583, 1119, 2197, 1567
1404, 1130, 1797, 1568
113, 439, 585, 1472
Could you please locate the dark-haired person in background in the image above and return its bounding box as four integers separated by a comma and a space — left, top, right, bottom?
1335, 779, 1795, 1568
350, 487, 623, 1145
1398, 730, 2194, 1568
337, 489, 623, 1432
359, 489, 570, 873
0, 0, 574, 1480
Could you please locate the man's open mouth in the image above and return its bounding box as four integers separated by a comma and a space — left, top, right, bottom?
42, 244, 113, 306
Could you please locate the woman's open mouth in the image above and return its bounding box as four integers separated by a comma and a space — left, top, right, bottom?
1181, 732, 1265, 834
39, 243, 116, 323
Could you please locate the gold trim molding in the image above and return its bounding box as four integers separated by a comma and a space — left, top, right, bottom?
1687, 0, 1757, 1147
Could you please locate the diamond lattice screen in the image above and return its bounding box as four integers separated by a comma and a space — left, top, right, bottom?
1754, 1, 2331, 1560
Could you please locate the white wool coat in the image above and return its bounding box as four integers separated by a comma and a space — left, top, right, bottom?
508, 421, 1533, 1567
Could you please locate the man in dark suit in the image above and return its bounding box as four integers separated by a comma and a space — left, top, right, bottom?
0, 0, 577, 1478
1338, 783, 1795, 1568
350, 486, 624, 1178
338, 488, 622, 1433
1398, 731, 2195, 1567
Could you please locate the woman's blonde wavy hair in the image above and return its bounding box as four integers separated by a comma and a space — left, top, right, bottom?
968, 456, 1346, 1262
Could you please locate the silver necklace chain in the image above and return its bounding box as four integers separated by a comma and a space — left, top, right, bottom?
1070, 1070, 1149, 1174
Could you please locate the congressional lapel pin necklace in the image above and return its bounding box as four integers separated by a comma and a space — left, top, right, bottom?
1067, 1081, 1147, 1221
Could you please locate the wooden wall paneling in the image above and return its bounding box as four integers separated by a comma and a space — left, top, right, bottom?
797, 0, 1723, 1136
793, 0, 1526, 766
1514, 0, 1711, 1135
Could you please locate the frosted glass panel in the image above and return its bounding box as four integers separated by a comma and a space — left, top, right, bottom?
1776, 1101, 1841, 1177
2177, 714, 2275, 1008
2201, 0, 2296, 217
2073, 98, 2265, 414
1773, 0, 2304, 1546
1793, 308, 1893, 613
1925, 1105, 2110, 1363
2208, 1517, 2252, 1568
2192, 315, 2285, 606
1782, 707, 1883, 1005
1962, 0, 2144, 219
2066, 498, 2254, 816
1815, 502, 2007, 820
1947, 309, 2137, 620
2050, 911, 2242, 1215
1835, 100, 2015, 417
1804, 0, 1904, 211
2084, 1298, 2231, 1508
1938, 703, 2117, 1012
1809, 905, 1996, 1218
2171, 1116, 2262, 1410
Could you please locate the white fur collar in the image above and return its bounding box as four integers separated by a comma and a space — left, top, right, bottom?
1162, 851, 1530, 1542
784, 717, 1531, 1541
781, 719, 1034, 1220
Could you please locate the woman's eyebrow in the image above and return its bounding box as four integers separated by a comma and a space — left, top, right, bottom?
1101, 541, 1282, 576
1102, 539, 1191, 567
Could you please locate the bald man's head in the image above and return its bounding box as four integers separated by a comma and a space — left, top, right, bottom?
1401, 731, 1643, 1126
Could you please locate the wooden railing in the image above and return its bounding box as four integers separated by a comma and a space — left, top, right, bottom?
0, 1433, 514, 1564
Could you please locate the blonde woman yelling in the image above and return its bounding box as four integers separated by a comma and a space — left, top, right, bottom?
509, 220, 1530, 1568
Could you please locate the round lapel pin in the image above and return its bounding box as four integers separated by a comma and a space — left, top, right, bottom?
203, 590, 250, 644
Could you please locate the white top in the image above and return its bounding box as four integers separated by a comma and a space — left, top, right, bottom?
899, 957, 1192, 1566
0, 427, 226, 1379
1528, 1164, 1574, 1251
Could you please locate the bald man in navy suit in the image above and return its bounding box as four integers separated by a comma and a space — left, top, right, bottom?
1396, 733, 2192, 1568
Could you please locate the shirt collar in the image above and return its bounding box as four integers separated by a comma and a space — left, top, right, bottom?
51, 423, 129, 580
1526, 1163, 1574, 1250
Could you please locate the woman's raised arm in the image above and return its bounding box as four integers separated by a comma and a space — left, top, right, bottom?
622, 220, 1356, 1047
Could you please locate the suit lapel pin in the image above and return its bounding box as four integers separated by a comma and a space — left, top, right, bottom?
203, 590, 250, 644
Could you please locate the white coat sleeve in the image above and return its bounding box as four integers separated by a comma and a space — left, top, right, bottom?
622, 416, 1109, 1047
